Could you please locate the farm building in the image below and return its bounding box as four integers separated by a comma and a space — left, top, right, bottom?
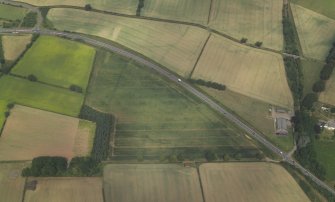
324, 120, 335, 131
275, 117, 289, 135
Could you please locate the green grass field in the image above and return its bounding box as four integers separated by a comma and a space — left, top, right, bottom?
301, 60, 324, 96
315, 140, 335, 185
0, 163, 27, 202
0, 75, 83, 116
12, 36, 95, 90
20, 0, 210, 24
199, 87, 294, 152
209, 0, 284, 50
2, 35, 32, 61
104, 164, 203, 202
292, 0, 335, 20
86, 51, 260, 158
0, 4, 27, 21
0, 100, 7, 132
192, 34, 293, 109
291, 4, 335, 61
320, 69, 335, 106
47, 8, 209, 77
199, 163, 310, 202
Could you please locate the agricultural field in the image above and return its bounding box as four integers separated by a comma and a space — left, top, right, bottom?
24, 177, 103, 202
301, 60, 324, 96
209, 0, 284, 50
0, 163, 27, 202
314, 141, 335, 186
292, 0, 335, 20
103, 164, 203, 202
0, 4, 27, 21
0, 100, 6, 132
47, 8, 209, 77
192, 34, 293, 109
199, 163, 310, 202
291, 4, 335, 61
21, 0, 210, 24
2, 35, 31, 61
0, 75, 83, 116
73, 120, 96, 156
0, 105, 94, 161
86, 51, 260, 158
320, 70, 335, 105
12, 36, 95, 90
199, 87, 294, 152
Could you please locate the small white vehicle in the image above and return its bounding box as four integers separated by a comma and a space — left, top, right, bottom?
178, 79, 181, 82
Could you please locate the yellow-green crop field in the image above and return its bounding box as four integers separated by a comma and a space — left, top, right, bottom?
12, 36, 96, 90
209, 0, 284, 50
0, 105, 94, 161
0, 163, 27, 202
292, 0, 335, 20
2, 35, 32, 61
0, 75, 83, 116
24, 177, 103, 202
103, 164, 203, 202
291, 4, 335, 61
199, 163, 310, 202
47, 8, 209, 77
192, 34, 293, 109
20, 0, 210, 24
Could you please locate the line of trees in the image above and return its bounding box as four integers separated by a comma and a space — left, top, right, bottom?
0, 36, 4, 65
189, 79, 226, 91
22, 156, 101, 177
136, 0, 145, 16
79, 105, 114, 161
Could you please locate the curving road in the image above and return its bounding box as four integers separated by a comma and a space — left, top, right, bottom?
1, 27, 334, 195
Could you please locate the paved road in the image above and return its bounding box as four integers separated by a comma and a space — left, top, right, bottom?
1, 27, 334, 195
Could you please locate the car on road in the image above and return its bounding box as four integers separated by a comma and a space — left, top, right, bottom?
178, 79, 181, 82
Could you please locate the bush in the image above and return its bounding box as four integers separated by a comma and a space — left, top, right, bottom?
69, 84, 83, 93
204, 150, 217, 161
27, 74, 37, 82
84, 4, 92, 11
240, 38, 248, 43
312, 80, 326, 92
255, 41, 263, 47
331, 108, 335, 113
320, 65, 333, 80
0, 36, 4, 65
6, 103, 14, 109
4, 111, 10, 118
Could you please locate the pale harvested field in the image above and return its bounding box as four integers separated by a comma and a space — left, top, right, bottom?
192, 34, 293, 109
320, 73, 335, 106
291, 4, 335, 60
20, 0, 210, 24
73, 120, 96, 156
209, 0, 284, 50
200, 163, 310, 202
24, 177, 103, 202
2, 35, 31, 61
0, 105, 92, 161
0, 163, 27, 202
47, 8, 209, 76
104, 164, 203, 202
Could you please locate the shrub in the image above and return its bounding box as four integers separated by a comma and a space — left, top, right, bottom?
255, 41, 263, 47
69, 84, 83, 93
22, 156, 68, 177
84, 4, 92, 11
331, 108, 335, 113
4, 111, 10, 118
204, 150, 217, 161
6, 103, 14, 109
312, 80, 326, 92
240, 38, 248, 43
27, 74, 37, 82
302, 93, 318, 110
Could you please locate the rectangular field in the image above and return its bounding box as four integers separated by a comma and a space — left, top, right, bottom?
103, 164, 203, 202
209, 0, 284, 50
314, 141, 335, 185
47, 8, 209, 77
199, 163, 310, 202
2, 34, 32, 61
0, 163, 27, 202
292, 0, 335, 20
86, 51, 260, 158
0, 105, 94, 161
24, 177, 103, 202
301, 60, 324, 96
0, 4, 27, 21
320, 68, 335, 105
12, 36, 96, 90
199, 87, 294, 152
0, 75, 83, 116
20, 0, 210, 24
192, 34, 293, 109
291, 4, 335, 61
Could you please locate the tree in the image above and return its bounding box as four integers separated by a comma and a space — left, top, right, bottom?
240, 38, 248, 43
320, 65, 333, 80
27, 74, 37, 82
312, 80, 325, 92
302, 93, 318, 110
84, 4, 92, 11
331, 108, 335, 113
4, 111, 10, 118
255, 41, 263, 47
69, 84, 83, 93
177, 153, 185, 161
204, 150, 217, 161
7, 103, 14, 109
222, 154, 230, 161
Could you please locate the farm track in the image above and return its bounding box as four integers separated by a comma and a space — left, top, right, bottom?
0, 0, 334, 196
